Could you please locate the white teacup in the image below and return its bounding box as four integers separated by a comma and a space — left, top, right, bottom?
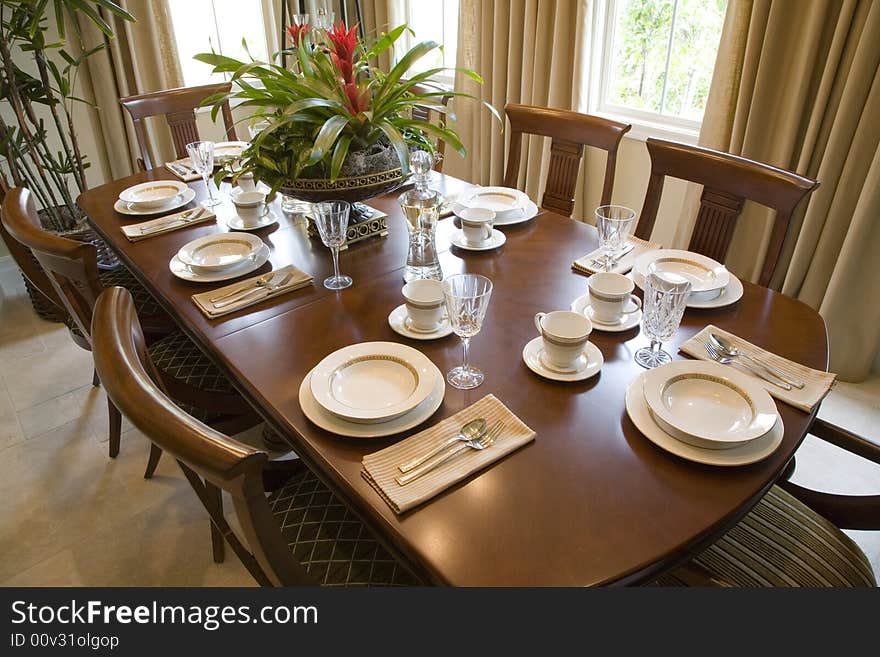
587, 272, 641, 324
457, 207, 495, 246
534, 310, 592, 372
231, 190, 267, 227
402, 279, 445, 332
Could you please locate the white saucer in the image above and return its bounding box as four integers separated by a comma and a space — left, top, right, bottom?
226, 210, 278, 231
114, 188, 196, 216
452, 199, 539, 226
298, 369, 445, 438
388, 304, 453, 340
522, 336, 603, 382
631, 270, 744, 309
169, 243, 270, 282
625, 372, 783, 466
450, 229, 507, 251
570, 293, 642, 332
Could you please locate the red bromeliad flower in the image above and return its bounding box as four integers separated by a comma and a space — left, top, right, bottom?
286, 22, 310, 46
326, 22, 359, 81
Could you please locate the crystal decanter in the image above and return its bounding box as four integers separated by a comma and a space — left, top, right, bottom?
398, 151, 442, 282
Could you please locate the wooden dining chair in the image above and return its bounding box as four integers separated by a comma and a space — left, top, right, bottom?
503, 103, 631, 218
1, 188, 256, 466
407, 82, 453, 172
92, 286, 420, 587
633, 138, 819, 287
119, 82, 238, 171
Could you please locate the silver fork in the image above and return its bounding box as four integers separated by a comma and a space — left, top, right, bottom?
213, 271, 293, 309
396, 421, 504, 486
139, 207, 205, 233
705, 342, 792, 391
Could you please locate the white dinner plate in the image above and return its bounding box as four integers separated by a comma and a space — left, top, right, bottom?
118, 180, 189, 209
226, 210, 278, 231
452, 199, 539, 226
570, 293, 642, 332
309, 342, 439, 424
625, 372, 783, 466
631, 269, 744, 309
522, 336, 603, 382
177, 233, 264, 271
114, 188, 196, 216
633, 249, 730, 295
213, 141, 249, 163
450, 229, 507, 251
169, 243, 270, 282
388, 304, 453, 340
642, 360, 778, 450
299, 368, 445, 439
457, 186, 530, 220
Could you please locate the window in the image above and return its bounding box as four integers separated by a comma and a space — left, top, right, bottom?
168, 0, 270, 87
595, 0, 727, 139
398, 0, 459, 83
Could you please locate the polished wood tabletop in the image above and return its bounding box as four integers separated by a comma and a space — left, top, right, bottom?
79, 171, 828, 586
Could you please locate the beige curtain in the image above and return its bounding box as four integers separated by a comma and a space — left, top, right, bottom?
77, 0, 183, 180
444, 0, 591, 206
680, 0, 880, 381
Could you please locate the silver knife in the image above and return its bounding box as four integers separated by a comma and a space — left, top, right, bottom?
140, 207, 206, 234
213, 270, 291, 309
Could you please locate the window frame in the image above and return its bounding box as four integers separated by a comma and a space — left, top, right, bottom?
588, 0, 724, 144
399, 0, 458, 87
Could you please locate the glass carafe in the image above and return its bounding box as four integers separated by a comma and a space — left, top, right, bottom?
398, 151, 442, 282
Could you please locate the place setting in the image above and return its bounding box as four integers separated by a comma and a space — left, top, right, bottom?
114, 179, 196, 217
451, 185, 539, 226
630, 248, 743, 309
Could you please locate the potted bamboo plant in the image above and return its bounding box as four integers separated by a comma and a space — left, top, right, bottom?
0, 0, 133, 317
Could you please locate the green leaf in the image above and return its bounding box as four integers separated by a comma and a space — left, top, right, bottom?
329, 134, 352, 180
376, 120, 410, 173
308, 115, 350, 165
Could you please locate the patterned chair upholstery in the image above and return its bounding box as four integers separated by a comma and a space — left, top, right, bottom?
655, 485, 876, 587
268, 467, 419, 586
148, 330, 237, 395
99, 265, 166, 320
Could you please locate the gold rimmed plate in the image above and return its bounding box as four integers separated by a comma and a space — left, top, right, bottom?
309, 341, 440, 424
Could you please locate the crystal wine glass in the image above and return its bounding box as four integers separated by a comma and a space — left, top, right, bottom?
186, 141, 221, 208
442, 274, 493, 389
595, 205, 635, 271
635, 272, 692, 368
313, 200, 352, 290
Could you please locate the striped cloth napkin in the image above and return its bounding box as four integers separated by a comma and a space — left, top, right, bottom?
361, 394, 536, 514
572, 235, 661, 275
679, 325, 836, 413
191, 265, 313, 318
164, 158, 201, 182
121, 208, 216, 242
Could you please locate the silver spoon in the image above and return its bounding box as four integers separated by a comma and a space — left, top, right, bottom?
139, 207, 204, 233
706, 342, 792, 391
398, 418, 487, 474
396, 421, 503, 486
709, 333, 804, 389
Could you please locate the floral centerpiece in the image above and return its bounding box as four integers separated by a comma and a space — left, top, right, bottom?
197, 22, 497, 203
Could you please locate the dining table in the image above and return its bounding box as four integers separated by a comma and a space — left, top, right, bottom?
78, 170, 829, 586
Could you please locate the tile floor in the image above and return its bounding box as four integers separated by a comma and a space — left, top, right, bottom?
0, 256, 877, 586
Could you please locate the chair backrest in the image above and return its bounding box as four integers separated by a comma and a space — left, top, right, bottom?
634, 138, 819, 287
119, 82, 237, 170
91, 286, 310, 586
0, 183, 69, 318
1, 188, 101, 341
407, 82, 453, 172
503, 103, 631, 217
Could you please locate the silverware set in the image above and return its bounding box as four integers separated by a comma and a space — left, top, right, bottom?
705, 340, 798, 391
396, 419, 504, 486
589, 241, 635, 270
708, 332, 804, 389
167, 160, 198, 178
210, 270, 293, 309
139, 207, 206, 234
